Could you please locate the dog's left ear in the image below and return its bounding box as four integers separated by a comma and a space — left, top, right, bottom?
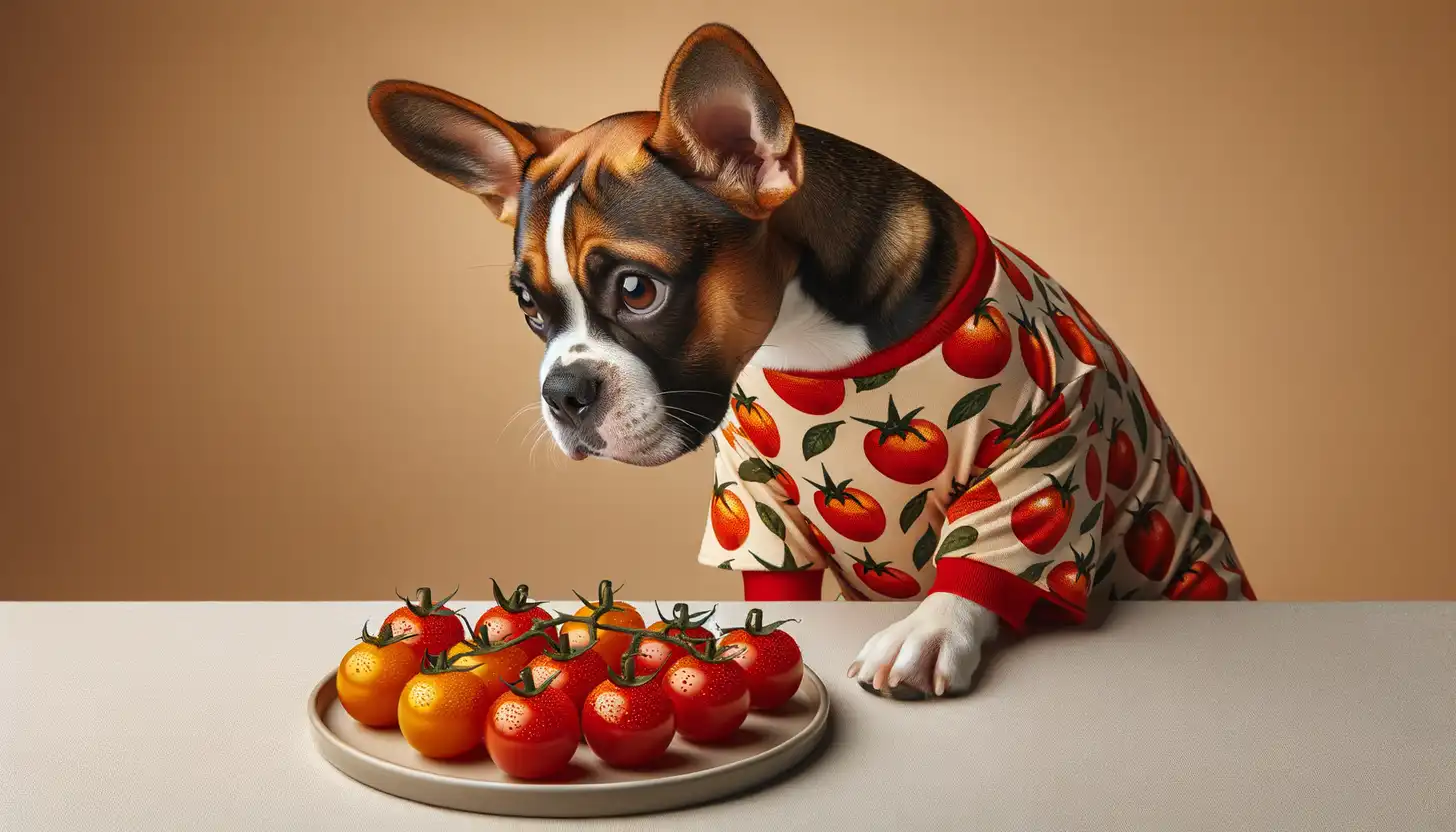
650, 24, 802, 219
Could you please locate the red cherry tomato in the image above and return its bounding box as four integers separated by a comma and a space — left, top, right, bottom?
484, 668, 581, 780
473, 581, 557, 660
719, 610, 804, 711
582, 664, 677, 769
525, 639, 610, 716
663, 642, 751, 743
634, 603, 716, 681
382, 587, 464, 658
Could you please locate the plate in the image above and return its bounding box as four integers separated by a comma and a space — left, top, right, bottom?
307, 666, 830, 818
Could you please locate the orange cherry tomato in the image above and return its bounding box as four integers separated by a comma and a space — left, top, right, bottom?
336, 620, 420, 728
397, 652, 493, 759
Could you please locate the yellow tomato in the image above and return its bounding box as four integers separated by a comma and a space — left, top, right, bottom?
446, 640, 530, 706
336, 622, 420, 728
397, 660, 493, 759
560, 602, 645, 674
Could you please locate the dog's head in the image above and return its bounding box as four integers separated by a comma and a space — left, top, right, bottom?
367, 24, 802, 466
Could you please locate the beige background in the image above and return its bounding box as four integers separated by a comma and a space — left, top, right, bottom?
2, 0, 1452, 603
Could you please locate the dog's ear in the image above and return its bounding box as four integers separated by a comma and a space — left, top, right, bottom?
650, 24, 802, 219
367, 80, 572, 225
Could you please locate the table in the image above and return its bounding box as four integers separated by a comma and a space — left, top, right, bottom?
2, 601, 1452, 831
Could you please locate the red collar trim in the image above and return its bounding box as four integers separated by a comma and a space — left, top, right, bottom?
784, 205, 994, 380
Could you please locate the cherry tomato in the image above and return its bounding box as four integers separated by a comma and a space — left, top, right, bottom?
762, 370, 846, 415
995, 248, 1035, 300
397, 652, 492, 759
634, 603, 716, 681
807, 463, 886, 542
382, 586, 465, 659
485, 667, 581, 780
731, 384, 781, 457
942, 298, 1012, 379
336, 620, 419, 728
582, 662, 677, 768
663, 641, 751, 743
445, 621, 531, 709
1164, 561, 1229, 600
1125, 501, 1175, 580
559, 581, 646, 672
947, 475, 1001, 523
1106, 418, 1138, 491
525, 638, 610, 714
719, 609, 804, 710
473, 581, 557, 660
1011, 472, 1079, 555
1046, 543, 1096, 609
847, 548, 921, 599
1008, 301, 1053, 394
710, 476, 751, 550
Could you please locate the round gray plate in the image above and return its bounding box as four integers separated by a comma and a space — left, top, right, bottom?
307, 666, 830, 818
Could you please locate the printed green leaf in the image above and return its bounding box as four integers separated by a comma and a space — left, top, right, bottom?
1046, 325, 1065, 360
899, 488, 933, 533
748, 544, 811, 572
711, 435, 720, 453
1018, 560, 1053, 583
913, 527, 938, 570
1080, 501, 1104, 536
738, 459, 776, 483
1026, 435, 1076, 468
853, 369, 898, 392
1093, 550, 1116, 586
801, 421, 844, 461
1106, 375, 1124, 397
1128, 393, 1149, 449
755, 502, 787, 540
717, 559, 734, 570
947, 384, 1000, 429
935, 525, 979, 558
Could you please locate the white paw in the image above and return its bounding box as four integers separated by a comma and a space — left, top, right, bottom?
847, 593, 999, 698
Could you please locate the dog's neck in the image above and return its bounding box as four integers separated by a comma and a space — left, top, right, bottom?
749, 125, 977, 373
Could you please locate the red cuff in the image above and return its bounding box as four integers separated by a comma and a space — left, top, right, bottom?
930, 558, 1085, 634
743, 570, 824, 602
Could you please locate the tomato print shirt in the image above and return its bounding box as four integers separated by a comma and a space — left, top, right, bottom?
697, 206, 1255, 632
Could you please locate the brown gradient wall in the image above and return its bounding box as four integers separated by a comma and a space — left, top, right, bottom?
2, 0, 1453, 602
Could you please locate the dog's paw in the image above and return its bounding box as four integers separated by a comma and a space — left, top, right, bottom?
847, 593, 999, 698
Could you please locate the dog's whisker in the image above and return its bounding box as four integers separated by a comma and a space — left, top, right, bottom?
497, 402, 543, 444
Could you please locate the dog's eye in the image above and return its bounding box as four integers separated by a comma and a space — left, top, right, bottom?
619, 273, 666, 315
515, 286, 544, 328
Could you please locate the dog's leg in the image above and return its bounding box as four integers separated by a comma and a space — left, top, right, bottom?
847, 593, 1000, 697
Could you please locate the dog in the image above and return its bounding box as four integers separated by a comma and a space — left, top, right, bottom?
365, 23, 1255, 700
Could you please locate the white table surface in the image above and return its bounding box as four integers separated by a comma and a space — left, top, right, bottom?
2, 600, 1453, 831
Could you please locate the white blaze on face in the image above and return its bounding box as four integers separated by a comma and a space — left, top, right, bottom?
538, 183, 671, 463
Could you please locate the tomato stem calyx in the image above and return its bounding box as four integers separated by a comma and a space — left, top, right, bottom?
719, 607, 798, 637
606, 636, 662, 688
418, 648, 478, 675
654, 601, 718, 634
395, 586, 460, 619
357, 619, 417, 648
851, 395, 931, 446
807, 463, 867, 509
503, 666, 561, 698
489, 579, 545, 614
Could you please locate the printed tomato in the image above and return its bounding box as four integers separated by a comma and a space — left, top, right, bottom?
762, 370, 845, 416
473, 581, 557, 660
999, 240, 1050, 280
710, 477, 750, 550
732, 384, 780, 457
1011, 472, 1079, 555
853, 396, 949, 484
1046, 544, 1096, 609
1196, 470, 1213, 512
947, 475, 1001, 523
1164, 561, 1228, 600
721, 423, 742, 451
446, 625, 531, 708
1085, 446, 1104, 501
1043, 298, 1100, 367
1027, 393, 1070, 441
397, 652, 493, 760
582, 662, 677, 769
635, 603, 716, 680
1009, 302, 1054, 394
1125, 501, 1175, 580
1167, 450, 1195, 513
485, 668, 581, 780
942, 298, 1012, 379
663, 641, 751, 743
805, 520, 835, 557
1088, 403, 1104, 437
1062, 289, 1109, 343
995, 248, 1035, 300
847, 548, 921, 598
770, 462, 800, 505
1139, 382, 1162, 426
807, 464, 886, 542
560, 583, 646, 672
974, 426, 1016, 470
719, 609, 804, 710
383, 587, 465, 659
1111, 344, 1129, 381
525, 639, 610, 715
1103, 495, 1118, 529
336, 620, 420, 728
1107, 419, 1138, 491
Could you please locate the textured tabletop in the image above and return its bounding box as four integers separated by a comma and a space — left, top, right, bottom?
2, 600, 1453, 831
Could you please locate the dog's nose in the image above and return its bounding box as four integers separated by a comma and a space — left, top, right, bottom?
542, 363, 602, 425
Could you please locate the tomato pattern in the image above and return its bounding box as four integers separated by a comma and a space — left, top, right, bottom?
697, 237, 1254, 607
